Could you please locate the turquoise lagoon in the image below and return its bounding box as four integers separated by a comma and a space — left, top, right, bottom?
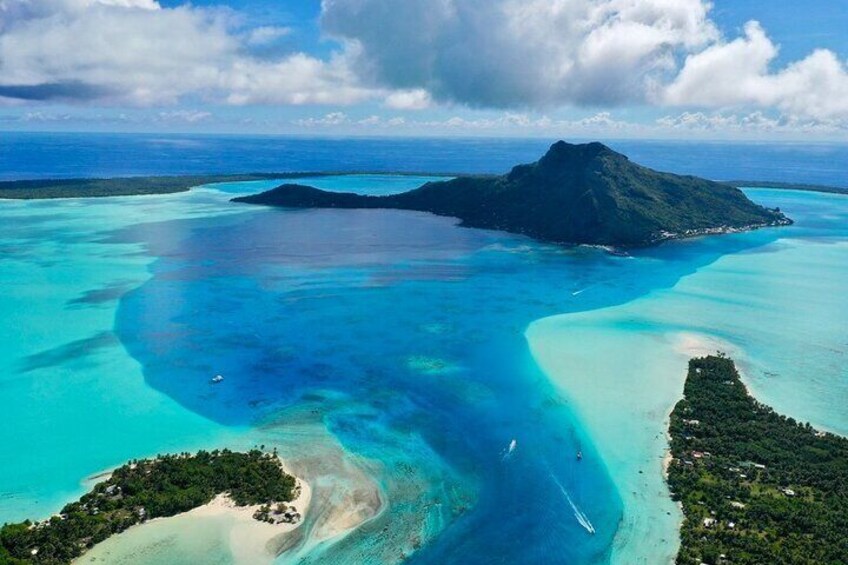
1, 177, 847, 564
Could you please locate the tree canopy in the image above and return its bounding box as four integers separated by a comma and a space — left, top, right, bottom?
0, 449, 296, 564
669, 356, 848, 564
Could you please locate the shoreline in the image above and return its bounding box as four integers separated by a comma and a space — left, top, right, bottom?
527, 311, 737, 564
75, 431, 388, 565
0, 172, 457, 200
668, 355, 848, 563
179, 466, 312, 565
74, 457, 311, 565
1, 172, 844, 201
725, 180, 848, 195
525, 215, 848, 561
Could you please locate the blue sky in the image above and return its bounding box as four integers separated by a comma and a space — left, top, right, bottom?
1, 0, 847, 139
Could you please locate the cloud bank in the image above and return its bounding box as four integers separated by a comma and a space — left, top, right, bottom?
322, 0, 718, 107
1, 0, 847, 124
0, 0, 376, 105
321, 0, 848, 120
664, 21, 848, 121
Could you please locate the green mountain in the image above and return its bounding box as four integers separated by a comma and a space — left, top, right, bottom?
233, 141, 791, 247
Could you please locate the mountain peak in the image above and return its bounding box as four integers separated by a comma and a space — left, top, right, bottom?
529, 140, 624, 178
543, 140, 616, 161
505, 140, 622, 183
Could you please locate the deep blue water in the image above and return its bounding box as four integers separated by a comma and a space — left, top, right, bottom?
2, 132, 847, 187
109, 207, 622, 562
106, 197, 787, 563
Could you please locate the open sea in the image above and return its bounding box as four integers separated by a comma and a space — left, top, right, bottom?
1, 133, 847, 564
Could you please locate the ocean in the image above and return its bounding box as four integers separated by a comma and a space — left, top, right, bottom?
1, 134, 846, 564
2, 132, 848, 186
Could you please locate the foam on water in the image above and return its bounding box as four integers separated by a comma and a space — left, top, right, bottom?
549, 470, 596, 535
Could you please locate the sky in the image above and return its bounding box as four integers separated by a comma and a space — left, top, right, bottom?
1, 0, 847, 139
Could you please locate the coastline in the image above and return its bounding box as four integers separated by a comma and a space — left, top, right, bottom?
0, 172, 456, 200
524, 211, 848, 562
184, 470, 312, 565
72, 414, 391, 565
76, 458, 311, 565
5, 173, 847, 563
639, 217, 792, 248
726, 180, 848, 195
1, 171, 844, 201
527, 309, 737, 564
668, 356, 848, 563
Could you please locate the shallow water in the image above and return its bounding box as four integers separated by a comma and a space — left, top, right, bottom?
1, 166, 847, 564
528, 188, 848, 562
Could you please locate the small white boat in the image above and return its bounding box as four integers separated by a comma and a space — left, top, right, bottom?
211, 375, 224, 384
502, 439, 518, 461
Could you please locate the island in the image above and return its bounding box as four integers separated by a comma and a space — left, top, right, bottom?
0, 449, 301, 564
668, 355, 848, 564
1, 152, 843, 205
232, 141, 793, 247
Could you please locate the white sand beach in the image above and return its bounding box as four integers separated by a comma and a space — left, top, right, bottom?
187, 476, 312, 564
76, 461, 311, 565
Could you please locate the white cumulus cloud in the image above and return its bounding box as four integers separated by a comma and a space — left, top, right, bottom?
664, 21, 848, 120
1, 0, 847, 128
322, 0, 848, 122
321, 0, 717, 107
384, 89, 432, 110
0, 0, 376, 106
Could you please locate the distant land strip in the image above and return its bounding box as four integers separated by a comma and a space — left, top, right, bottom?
723, 180, 848, 194
0, 171, 458, 200
0, 173, 844, 200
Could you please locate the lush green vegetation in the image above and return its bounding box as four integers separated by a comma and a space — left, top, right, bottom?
235, 141, 792, 247
669, 355, 848, 565
0, 449, 296, 564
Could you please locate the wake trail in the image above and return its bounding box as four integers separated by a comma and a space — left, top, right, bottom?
501, 439, 517, 461
571, 280, 604, 296
549, 470, 596, 535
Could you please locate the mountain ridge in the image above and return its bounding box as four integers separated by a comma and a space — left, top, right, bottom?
233, 141, 792, 247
